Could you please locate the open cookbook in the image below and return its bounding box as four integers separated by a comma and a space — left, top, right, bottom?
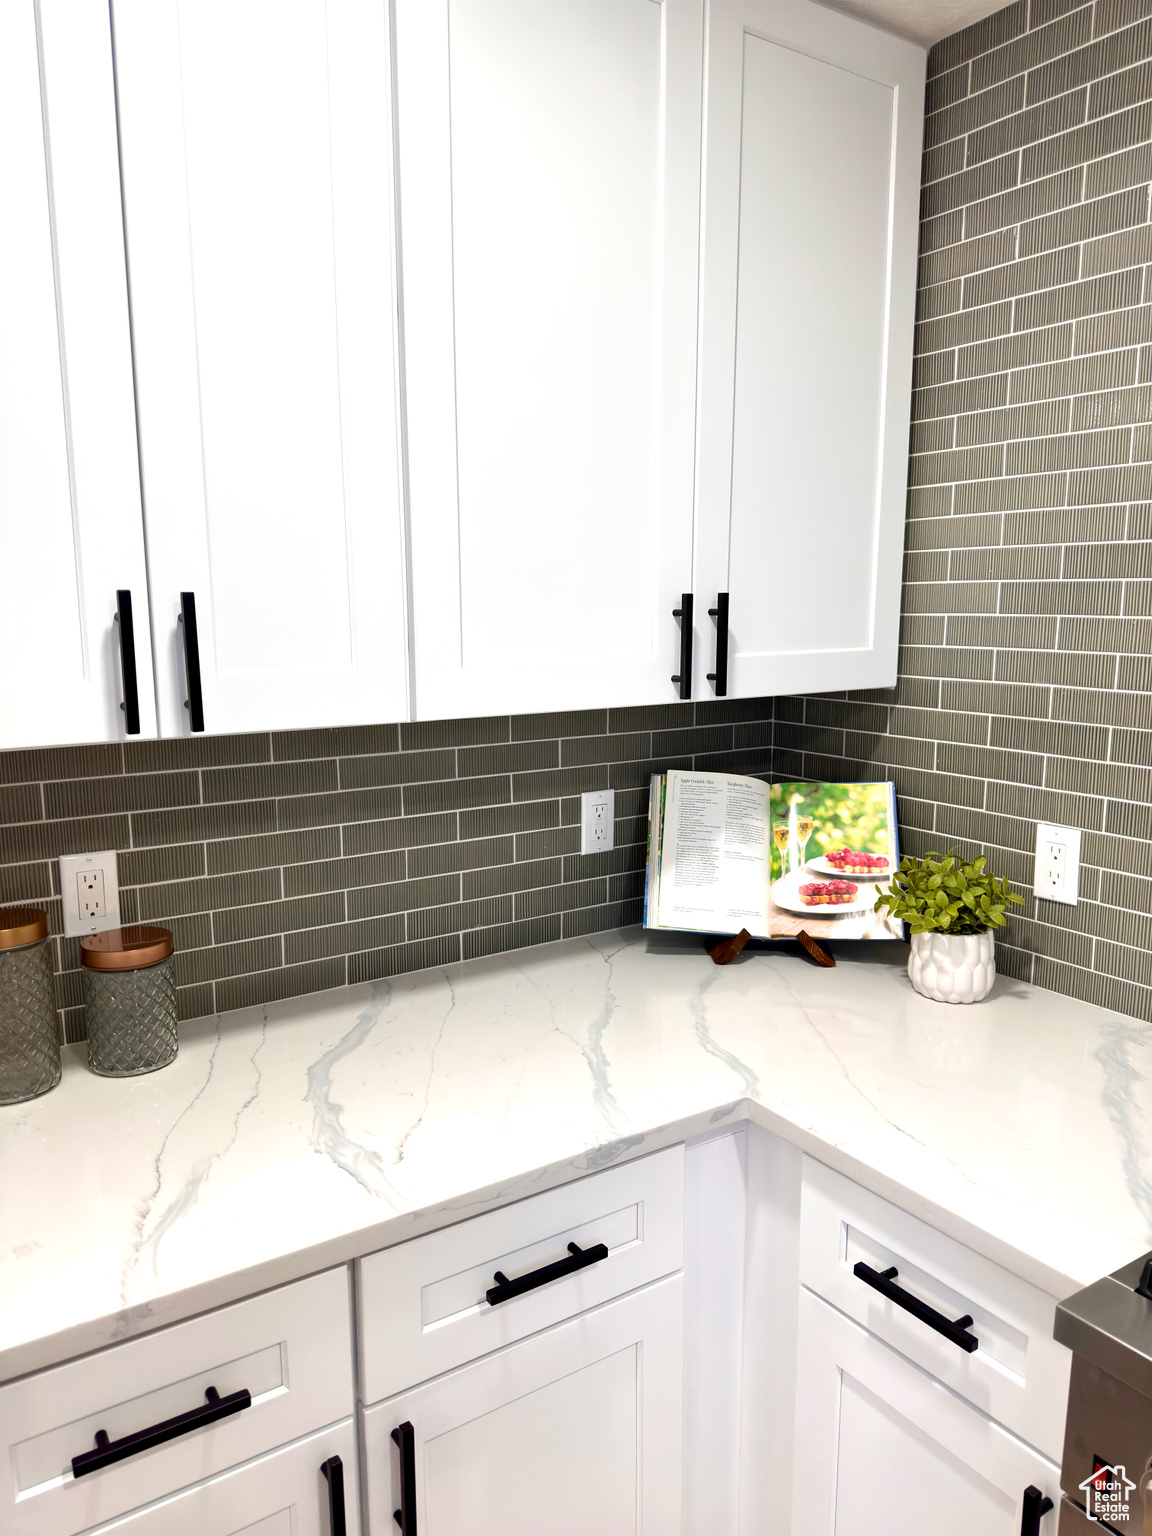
644, 771, 904, 941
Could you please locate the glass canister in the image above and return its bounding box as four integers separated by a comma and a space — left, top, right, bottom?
81, 926, 177, 1077
0, 908, 61, 1104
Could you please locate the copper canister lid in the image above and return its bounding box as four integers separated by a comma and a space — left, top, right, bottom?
0, 908, 48, 950
81, 926, 173, 971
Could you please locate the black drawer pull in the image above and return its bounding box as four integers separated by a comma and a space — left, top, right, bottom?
671, 592, 693, 699
321, 1454, 347, 1536
707, 591, 729, 697
114, 590, 141, 735
178, 590, 205, 732
392, 1420, 417, 1535
1020, 1484, 1054, 1535
486, 1240, 609, 1307
852, 1261, 979, 1353
72, 1385, 252, 1477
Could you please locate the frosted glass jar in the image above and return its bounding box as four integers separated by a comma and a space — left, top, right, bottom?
0, 908, 61, 1104
81, 926, 177, 1077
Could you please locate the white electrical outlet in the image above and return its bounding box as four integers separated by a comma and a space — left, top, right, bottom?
60, 850, 121, 937
580, 788, 615, 856
1033, 823, 1080, 906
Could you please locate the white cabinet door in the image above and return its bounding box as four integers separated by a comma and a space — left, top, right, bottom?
694, 2, 923, 700
112, 0, 409, 737
81, 1421, 359, 1536
794, 1288, 1060, 1536
362, 1277, 683, 1535
396, 0, 703, 719
0, 0, 156, 750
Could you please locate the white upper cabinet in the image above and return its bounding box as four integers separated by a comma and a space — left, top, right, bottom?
395, 0, 704, 720
0, 0, 156, 750
693, 2, 924, 701
112, 0, 410, 738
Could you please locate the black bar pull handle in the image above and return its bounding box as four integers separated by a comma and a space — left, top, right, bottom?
392, 1420, 417, 1535
114, 590, 141, 735
321, 1454, 347, 1536
486, 1240, 609, 1307
852, 1261, 979, 1353
1020, 1484, 1054, 1535
72, 1385, 252, 1477
707, 592, 729, 697
178, 591, 205, 732
671, 592, 693, 700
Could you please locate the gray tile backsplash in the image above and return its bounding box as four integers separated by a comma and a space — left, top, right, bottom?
0, 701, 775, 1042
778, 0, 1152, 1023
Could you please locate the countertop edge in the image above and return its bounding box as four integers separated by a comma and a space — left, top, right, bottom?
0, 1090, 1087, 1386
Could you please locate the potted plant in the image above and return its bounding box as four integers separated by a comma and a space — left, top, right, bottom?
875, 849, 1023, 1004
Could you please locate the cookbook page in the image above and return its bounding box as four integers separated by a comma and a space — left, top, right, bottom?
655, 770, 771, 936
767, 781, 903, 939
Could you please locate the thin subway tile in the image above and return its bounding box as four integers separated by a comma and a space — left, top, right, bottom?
965, 168, 1084, 240
1015, 268, 1143, 332
406, 835, 514, 878
1082, 224, 1152, 278
1022, 100, 1152, 183
0, 784, 42, 823
0, 743, 121, 786
123, 734, 270, 774
1086, 140, 1152, 197
962, 247, 1081, 309
285, 915, 405, 965
456, 740, 557, 777
932, 1, 1027, 75
44, 772, 199, 820
339, 749, 456, 789
348, 935, 461, 983
207, 827, 340, 875
407, 897, 512, 941
344, 812, 458, 855
137, 869, 282, 920
215, 958, 346, 1014
1018, 184, 1147, 257
277, 786, 402, 832
400, 716, 509, 751
283, 851, 406, 897
213, 892, 346, 945
349, 874, 461, 920
202, 760, 336, 805
972, 6, 1092, 93
462, 916, 564, 961
272, 723, 398, 761
920, 229, 1017, 287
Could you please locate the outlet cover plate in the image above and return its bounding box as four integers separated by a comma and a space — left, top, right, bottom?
1033, 823, 1080, 906
580, 788, 615, 856
60, 849, 122, 937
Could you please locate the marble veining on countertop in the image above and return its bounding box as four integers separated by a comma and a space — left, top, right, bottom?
2, 926, 1150, 1381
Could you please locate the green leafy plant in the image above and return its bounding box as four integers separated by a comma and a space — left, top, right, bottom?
874, 848, 1023, 935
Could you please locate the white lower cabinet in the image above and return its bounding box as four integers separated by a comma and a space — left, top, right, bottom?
361, 1276, 683, 1536
793, 1288, 1060, 1536
0, 1268, 354, 1536
84, 1420, 359, 1536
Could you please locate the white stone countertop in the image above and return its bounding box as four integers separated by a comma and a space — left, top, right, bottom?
3, 927, 1150, 1383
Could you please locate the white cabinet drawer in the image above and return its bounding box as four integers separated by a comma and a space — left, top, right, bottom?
2, 1267, 354, 1536
357, 1146, 683, 1404
800, 1156, 1071, 1462
795, 1287, 1059, 1536
361, 1277, 683, 1536
82, 1420, 359, 1536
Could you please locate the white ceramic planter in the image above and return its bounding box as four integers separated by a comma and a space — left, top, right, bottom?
907, 930, 996, 1004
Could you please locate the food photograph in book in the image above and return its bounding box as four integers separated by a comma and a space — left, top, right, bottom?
769, 781, 903, 940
